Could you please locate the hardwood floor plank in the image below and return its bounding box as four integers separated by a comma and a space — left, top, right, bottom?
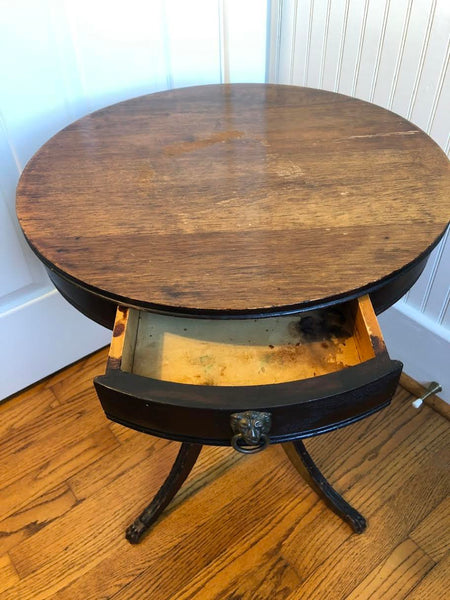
68, 432, 170, 501
48, 349, 108, 405
344, 538, 434, 600
283, 446, 448, 600
169, 492, 311, 600
109, 421, 141, 444
295, 387, 424, 495
0, 427, 118, 522
2, 348, 448, 600
4, 444, 251, 600
404, 552, 450, 600
344, 410, 447, 514
46, 389, 448, 600
7, 446, 182, 577
160, 444, 244, 512
280, 399, 448, 578
409, 497, 450, 562
4, 460, 175, 599
180, 555, 301, 600
107, 452, 306, 600
0, 484, 77, 555
0, 553, 20, 595
51, 450, 302, 600
0, 392, 115, 490
0, 386, 59, 439
168, 402, 448, 600
317, 391, 440, 492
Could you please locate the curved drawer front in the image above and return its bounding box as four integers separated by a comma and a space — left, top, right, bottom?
94, 296, 402, 445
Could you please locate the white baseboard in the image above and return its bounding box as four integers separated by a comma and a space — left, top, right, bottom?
1, 288, 110, 400
378, 302, 450, 403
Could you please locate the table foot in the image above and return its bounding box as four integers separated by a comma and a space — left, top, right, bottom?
283, 440, 366, 534
126, 442, 202, 544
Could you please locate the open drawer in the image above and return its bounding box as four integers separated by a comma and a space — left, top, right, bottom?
94, 296, 402, 446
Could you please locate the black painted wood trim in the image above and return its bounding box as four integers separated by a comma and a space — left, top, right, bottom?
47, 250, 432, 328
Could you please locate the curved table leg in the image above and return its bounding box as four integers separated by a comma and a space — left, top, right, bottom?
126, 442, 202, 544
283, 440, 366, 534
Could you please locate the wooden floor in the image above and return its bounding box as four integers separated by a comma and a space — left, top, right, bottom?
1, 348, 449, 600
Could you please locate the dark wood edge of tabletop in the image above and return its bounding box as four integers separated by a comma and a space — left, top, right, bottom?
21, 223, 449, 324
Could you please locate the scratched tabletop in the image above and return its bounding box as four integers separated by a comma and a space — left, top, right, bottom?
16, 84, 449, 317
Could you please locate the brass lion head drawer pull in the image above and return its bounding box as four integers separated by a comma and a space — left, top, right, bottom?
230, 411, 272, 454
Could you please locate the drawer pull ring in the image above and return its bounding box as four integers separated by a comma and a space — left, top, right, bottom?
230, 411, 271, 454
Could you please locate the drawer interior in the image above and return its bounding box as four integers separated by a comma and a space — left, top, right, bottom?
109, 296, 386, 387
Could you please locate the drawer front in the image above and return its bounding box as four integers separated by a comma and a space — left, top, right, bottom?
95, 358, 401, 444
94, 296, 402, 446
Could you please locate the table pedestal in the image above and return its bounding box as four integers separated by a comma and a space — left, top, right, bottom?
125, 438, 366, 544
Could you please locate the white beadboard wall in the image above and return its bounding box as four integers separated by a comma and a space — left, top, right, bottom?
268, 0, 450, 400
0, 0, 267, 399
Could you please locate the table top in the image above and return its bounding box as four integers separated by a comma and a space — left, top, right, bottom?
16, 84, 449, 318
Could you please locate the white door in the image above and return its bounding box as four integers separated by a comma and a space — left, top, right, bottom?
0, 189, 110, 400
0, 0, 268, 400
0, 0, 112, 400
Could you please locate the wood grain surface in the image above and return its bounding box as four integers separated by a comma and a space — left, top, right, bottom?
16, 84, 449, 316
1, 349, 449, 599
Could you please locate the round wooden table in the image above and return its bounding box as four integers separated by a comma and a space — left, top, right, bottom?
17, 84, 449, 323
16, 84, 449, 543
